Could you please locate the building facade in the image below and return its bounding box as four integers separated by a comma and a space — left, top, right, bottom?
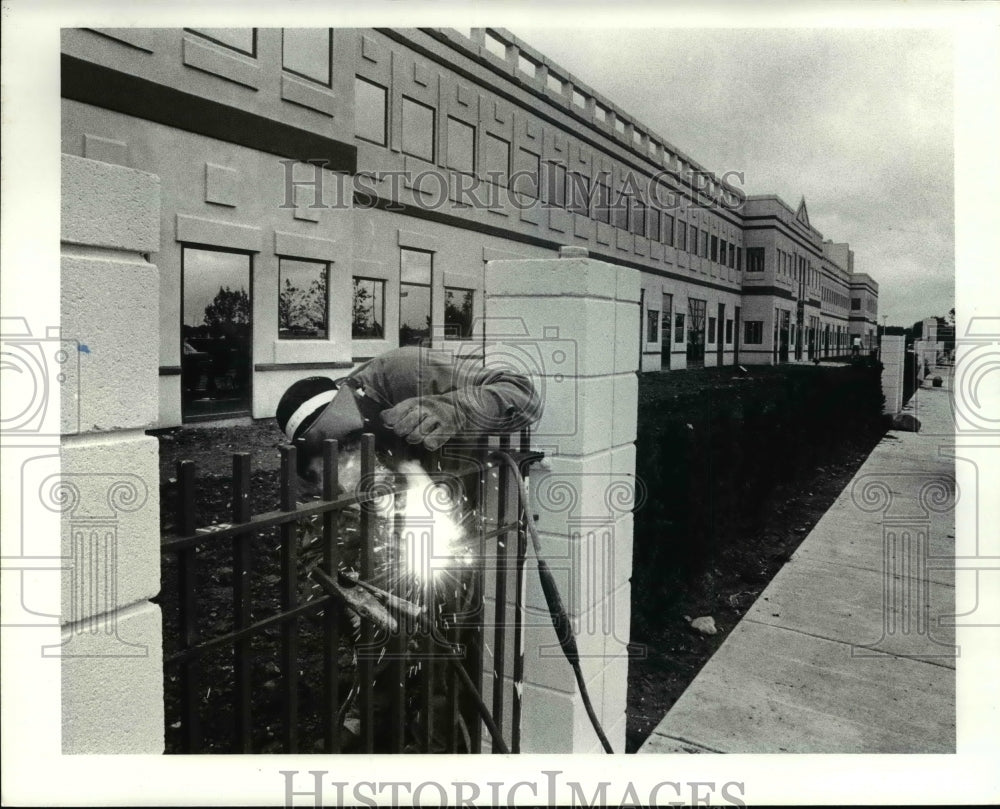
61, 26, 879, 426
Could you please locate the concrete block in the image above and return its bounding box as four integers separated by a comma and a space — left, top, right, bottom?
61, 601, 164, 753
59, 434, 160, 623
205, 162, 238, 207
615, 264, 641, 303
535, 374, 615, 456
61, 255, 159, 433
486, 256, 617, 301
531, 451, 612, 525
613, 301, 640, 373
600, 652, 630, 736
61, 154, 160, 253
520, 683, 598, 753
483, 295, 617, 377
611, 372, 639, 447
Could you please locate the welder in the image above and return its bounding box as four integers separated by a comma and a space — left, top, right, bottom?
275, 345, 542, 490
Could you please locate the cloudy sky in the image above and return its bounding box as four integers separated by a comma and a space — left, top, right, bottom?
514, 27, 954, 328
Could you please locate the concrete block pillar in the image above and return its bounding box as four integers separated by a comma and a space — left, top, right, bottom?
483, 246, 639, 753
58, 154, 164, 753
880, 335, 906, 414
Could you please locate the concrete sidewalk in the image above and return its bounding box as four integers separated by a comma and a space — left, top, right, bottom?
640, 371, 956, 754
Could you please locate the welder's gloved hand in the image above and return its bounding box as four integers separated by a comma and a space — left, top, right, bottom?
381, 394, 467, 451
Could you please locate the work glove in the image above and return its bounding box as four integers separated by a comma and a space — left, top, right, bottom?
380, 394, 467, 451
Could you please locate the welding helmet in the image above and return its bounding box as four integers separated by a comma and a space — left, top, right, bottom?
275, 376, 367, 450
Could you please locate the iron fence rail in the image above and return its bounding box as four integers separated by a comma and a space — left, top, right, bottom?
160, 430, 540, 754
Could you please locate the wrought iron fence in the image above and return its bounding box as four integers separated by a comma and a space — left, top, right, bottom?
158, 430, 541, 754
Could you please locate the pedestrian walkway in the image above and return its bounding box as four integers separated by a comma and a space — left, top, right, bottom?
640, 370, 956, 754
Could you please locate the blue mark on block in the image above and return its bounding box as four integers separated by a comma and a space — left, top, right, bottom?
78, 344, 91, 354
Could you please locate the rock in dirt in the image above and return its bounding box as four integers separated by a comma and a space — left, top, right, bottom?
686, 615, 718, 635
891, 413, 921, 432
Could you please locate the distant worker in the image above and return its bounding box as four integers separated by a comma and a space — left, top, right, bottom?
851, 336, 862, 358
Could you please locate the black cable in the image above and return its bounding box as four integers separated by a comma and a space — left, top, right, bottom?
493, 452, 615, 754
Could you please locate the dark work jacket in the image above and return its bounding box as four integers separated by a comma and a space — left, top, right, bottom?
346, 346, 542, 478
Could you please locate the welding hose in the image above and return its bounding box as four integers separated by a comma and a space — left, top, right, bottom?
492, 452, 615, 754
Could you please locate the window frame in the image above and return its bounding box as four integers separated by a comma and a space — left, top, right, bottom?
277, 256, 330, 341
351, 275, 386, 340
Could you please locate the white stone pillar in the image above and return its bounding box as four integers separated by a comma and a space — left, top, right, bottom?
482, 246, 639, 753
880, 335, 906, 414
58, 155, 163, 753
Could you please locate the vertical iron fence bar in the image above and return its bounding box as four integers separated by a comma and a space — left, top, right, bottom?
491, 433, 511, 752
279, 445, 299, 753
419, 615, 434, 751
511, 458, 528, 754
231, 452, 253, 753
321, 440, 341, 753
470, 434, 488, 754
358, 434, 376, 753
445, 620, 460, 753
389, 509, 407, 753
176, 460, 200, 753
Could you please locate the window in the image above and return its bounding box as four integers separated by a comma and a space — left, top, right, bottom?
399, 248, 432, 346
649, 208, 660, 242
664, 214, 675, 246
483, 134, 510, 185
513, 148, 540, 198
595, 104, 608, 123
725, 319, 733, 344
677, 219, 687, 251
711, 235, 719, 263
851, 298, 861, 310
518, 53, 538, 76
187, 28, 256, 56
728, 243, 735, 269
646, 308, 659, 343
401, 97, 435, 162
674, 312, 686, 344
687, 299, 706, 365
572, 89, 587, 109
708, 316, 717, 344
631, 198, 646, 237
736, 246, 742, 271
282, 28, 331, 85
444, 287, 474, 339
568, 172, 590, 215
746, 247, 765, 273
744, 320, 764, 344
352, 277, 385, 339
701, 230, 709, 259
278, 258, 328, 339
446, 117, 475, 174
594, 179, 611, 224
613, 191, 630, 230
545, 161, 567, 207
355, 77, 387, 145
689, 226, 698, 255
181, 247, 253, 419
547, 73, 564, 94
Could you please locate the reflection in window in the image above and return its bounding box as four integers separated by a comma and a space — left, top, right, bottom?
402, 97, 435, 162
674, 312, 686, 344
181, 247, 253, 419
278, 258, 328, 340
352, 277, 385, 339
447, 117, 475, 175
399, 249, 432, 347
355, 77, 387, 145
646, 309, 659, 343
444, 288, 474, 339
187, 28, 256, 56
594, 179, 611, 224
282, 28, 331, 85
